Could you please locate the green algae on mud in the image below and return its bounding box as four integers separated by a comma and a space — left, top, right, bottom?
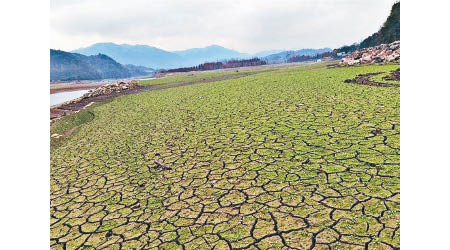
50, 62, 400, 249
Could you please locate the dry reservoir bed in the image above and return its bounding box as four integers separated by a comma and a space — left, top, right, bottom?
51, 62, 400, 249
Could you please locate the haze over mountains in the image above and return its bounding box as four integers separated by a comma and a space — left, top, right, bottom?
51, 45, 331, 82
263, 48, 333, 64
72, 43, 330, 69
172, 45, 248, 67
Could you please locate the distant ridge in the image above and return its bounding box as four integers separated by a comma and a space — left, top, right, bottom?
72, 43, 182, 69
50, 49, 153, 81
72, 43, 335, 69
263, 48, 332, 64
73, 43, 314, 69
72, 43, 254, 69
172, 45, 249, 66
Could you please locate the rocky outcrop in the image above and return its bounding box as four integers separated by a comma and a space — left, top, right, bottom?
340, 41, 400, 66
81, 81, 138, 99
62, 81, 138, 106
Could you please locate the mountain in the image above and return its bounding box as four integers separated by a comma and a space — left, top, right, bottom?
51, 50, 101, 81
252, 50, 284, 58
73, 43, 254, 69
50, 49, 153, 81
336, 2, 400, 53
73, 43, 183, 69
123, 64, 154, 76
76, 53, 132, 79
173, 45, 249, 65
263, 48, 333, 64
72, 43, 335, 69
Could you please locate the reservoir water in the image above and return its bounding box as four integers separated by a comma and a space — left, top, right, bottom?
50, 90, 89, 107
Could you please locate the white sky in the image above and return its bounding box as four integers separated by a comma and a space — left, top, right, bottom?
51, 0, 397, 53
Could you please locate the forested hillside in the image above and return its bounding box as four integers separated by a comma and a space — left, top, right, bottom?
50, 50, 153, 81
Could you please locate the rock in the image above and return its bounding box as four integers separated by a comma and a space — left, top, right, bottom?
51, 133, 62, 139
75, 80, 138, 100
340, 41, 400, 66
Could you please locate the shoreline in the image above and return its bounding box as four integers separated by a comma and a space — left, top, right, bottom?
50, 82, 106, 94
50, 81, 141, 121
49, 61, 329, 121
49, 71, 269, 120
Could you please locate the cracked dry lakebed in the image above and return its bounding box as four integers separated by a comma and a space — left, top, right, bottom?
50, 62, 400, 249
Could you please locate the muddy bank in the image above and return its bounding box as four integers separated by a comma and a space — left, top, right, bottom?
344, 71, 400, 87
50, 82, 106, 94
383, 68, 400, 81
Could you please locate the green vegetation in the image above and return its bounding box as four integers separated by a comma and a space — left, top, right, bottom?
51, 62, 399, 249
50, 109, 95, 148
51, 110, 95, 135
139, 67, 272, 87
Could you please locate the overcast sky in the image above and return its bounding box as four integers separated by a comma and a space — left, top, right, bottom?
51, 0, 396, 53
